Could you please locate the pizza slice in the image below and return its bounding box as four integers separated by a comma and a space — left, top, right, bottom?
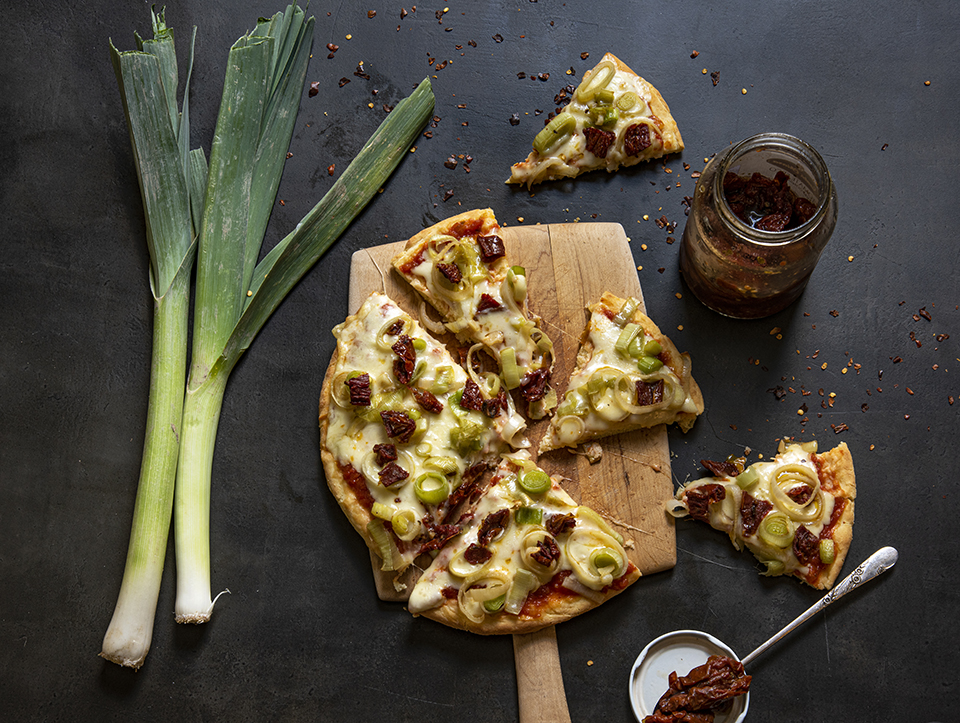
408, 452, 640, 634
320, 292, 528, 576
669, 441, 856, 589
540, 292, 704, 453
507, 52, 684, 188
392, 207, 557, 419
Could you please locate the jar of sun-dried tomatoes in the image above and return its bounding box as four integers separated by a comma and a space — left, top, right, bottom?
679, 133, 838, 319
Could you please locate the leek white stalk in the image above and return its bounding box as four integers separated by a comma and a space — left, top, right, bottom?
101, 10, 205, 668
173, 10, 436, 620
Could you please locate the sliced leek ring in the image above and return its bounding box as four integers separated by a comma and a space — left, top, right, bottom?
458, 570, 510, 624
565, 528, 627, 591
331, 370, 363, 408
768, 463, 823, 523
376, 316, 411, 351
521, 530, 562, 579
574, 59, 617, 103
448, 546, 492, 579
554, 415, 586, 446
391, 509, 422, 542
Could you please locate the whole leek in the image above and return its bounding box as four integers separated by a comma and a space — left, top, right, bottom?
173, 14, 436, 620
101, 10, 206, 669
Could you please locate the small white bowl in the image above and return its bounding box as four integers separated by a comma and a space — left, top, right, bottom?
628, 629, 750, 723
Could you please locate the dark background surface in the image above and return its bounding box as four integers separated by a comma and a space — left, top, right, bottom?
3, 1, 958, 721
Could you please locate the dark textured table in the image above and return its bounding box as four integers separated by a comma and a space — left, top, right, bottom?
4, 1, 958, 721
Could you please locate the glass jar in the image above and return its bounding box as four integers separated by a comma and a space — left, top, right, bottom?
679, 133, 838, 319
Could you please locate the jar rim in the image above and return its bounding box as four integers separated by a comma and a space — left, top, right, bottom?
715, 132, 833, 245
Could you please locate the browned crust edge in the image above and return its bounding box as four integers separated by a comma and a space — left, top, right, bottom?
416, 566, 641, 635
809, 442, 856, 589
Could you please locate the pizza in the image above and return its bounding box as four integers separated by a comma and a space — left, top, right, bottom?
668, 441, 856, 589
409, 452, 640, 634
320, 292, 640, 634
392, 207, 557, 419
507, 52, 684, 188
540, 292, 704, 453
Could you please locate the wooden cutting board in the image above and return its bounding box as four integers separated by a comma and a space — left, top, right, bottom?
347, 222, 676, 723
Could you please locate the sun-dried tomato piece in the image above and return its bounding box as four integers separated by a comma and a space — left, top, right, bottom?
481, 389, 508, 418
477, 234, 505, 262
477, 508, 509, 547
684, 484, 725, 522
392, 335, 416, 384
463, 543, 493, 565
584, 127, 615, 158
379, 462, 409, 487
546, 513, 576, 537
739, 492, 773, 537
519, 367, 551, 402
411, 386, 444, 413
700, 458, 740, 478
373, 443, 397, 466
624, 123, 653, 156
346, 372, 372, 406
474, 293, 503, 315
530, 536, 561, 567
386, 319, 405, 335
419, 523, 461, 553
437, 262, 462, 284
459, 379, 485, 411
636, 379, 665, 406
793, 525, 820, 566
381, 410, 416, 443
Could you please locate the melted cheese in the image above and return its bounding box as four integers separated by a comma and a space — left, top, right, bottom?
327, 293, 527, 569
410, 453, 629, 619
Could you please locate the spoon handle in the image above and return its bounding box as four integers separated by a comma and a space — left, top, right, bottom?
741, 546, 899, 667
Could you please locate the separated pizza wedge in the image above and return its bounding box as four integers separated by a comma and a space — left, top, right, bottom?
392, 207, 557, 419
320, 292, 528, 577
408, 452, 640, 634
507, 52, 683, 188
540, 292, 703, 453
668, 441, 856, 589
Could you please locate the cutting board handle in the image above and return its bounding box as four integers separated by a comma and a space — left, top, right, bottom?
513, 627, 572, 723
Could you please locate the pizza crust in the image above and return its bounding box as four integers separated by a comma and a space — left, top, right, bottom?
810, 442, 856, 589
416, 566, 641, 635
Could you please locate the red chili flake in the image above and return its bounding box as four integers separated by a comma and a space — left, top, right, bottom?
881, 143, 889, 151
892, 356, 903, 364
538, 72, 550, 81
411, 386, 444, 414
444, 156, 458, 169
327, 43, 339, 52
691, 171, 702, 179
517, 72, 527, 79
509, 113, 521, 126
831, 423, 850, 434
338, 77, 350, 87
327, 164, 335, 176
580, 51, 590, 60
936, 333, 950, 341
767, 386, 787, 401
468, 40, 477, 47
367, 10, 376, 18
442, 189, 455, 202
400, 8, 408, 19
861, 403, 869, 412
711, 71, 720, 86
919, 307, 932, 321
904, 414, 911, 420
567, 67, 576, 76
436, 60, 448, 71
949, 396, 955, 405
381, 410, 416, 443
830, 309, 839, 317
492, 33, 503, 43
906, 387, 915, 395
373, 443, 397, 466
383, 103, 394, 113
379, 462, 409, 487
309, 81, 320, 97
354, 62, 370, 80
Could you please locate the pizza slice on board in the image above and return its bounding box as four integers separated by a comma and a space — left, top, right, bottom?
540, 292, 703, 453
